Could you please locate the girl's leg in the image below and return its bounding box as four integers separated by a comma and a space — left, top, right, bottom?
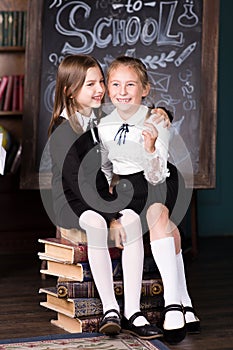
79, 210, 119, 316
120, 209, 146, 326
120, 209, 163, 339
174, 238, 200, 330
146, 203, 186, 343
170, 225, 200, 327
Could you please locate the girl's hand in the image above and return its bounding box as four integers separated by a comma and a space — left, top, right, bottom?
142, 121, 158, 153
151, 107, 171, 128
109, 219, 126, 249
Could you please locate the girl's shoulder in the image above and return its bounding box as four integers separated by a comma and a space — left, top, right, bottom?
52, 116, 67, 132
99, 108, 118, 125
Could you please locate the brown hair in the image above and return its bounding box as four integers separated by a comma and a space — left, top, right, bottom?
106, 56, 151, 118
106, 56, 150, 90
48, 54, 104, 135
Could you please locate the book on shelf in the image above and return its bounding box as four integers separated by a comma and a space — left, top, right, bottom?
17, 11, 24, 47
12, 75, 20, 111
2, 11, 8, 46
3, 75, 13, 111
0, 76, 8, 101
0, 11, 27, 47
39, 287, 164, 319
11, 11, 18, 47
0, 12, 3, 46
18, 75, 24, 112
38, 237, 122, 264
56, 278, 163, 299
7, 12, 13, 47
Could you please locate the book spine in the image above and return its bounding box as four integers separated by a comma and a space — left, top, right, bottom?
0, 76, 9, 100
3, 75, 13, 111
12, 75, 20, 111
22, 11, 27, 47
81, 308, 162, 331
82, 259, 122, 282
3, 12, 8, 46
74, 245, 121, 263
7, 12, 13, 46
73, 298, 103, 317
0, 12, 4, 46
11, 11, 18, 47
57, 280, 99, 299
17, 11, 23, 46
57, 278, 163, 299
72, 295, 163, 317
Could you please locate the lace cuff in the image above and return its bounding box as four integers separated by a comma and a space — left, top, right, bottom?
143, 148, 170, 185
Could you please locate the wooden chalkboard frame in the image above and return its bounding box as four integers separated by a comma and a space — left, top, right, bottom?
20, 0, 219, 190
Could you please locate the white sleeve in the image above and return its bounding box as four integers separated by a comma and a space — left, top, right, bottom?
143, 121, 170, 185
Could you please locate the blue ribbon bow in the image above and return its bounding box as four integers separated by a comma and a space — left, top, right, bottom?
114, 123, 133, 145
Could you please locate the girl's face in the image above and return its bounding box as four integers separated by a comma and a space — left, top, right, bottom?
75, 66, 105, 116
107, 65, 150, 119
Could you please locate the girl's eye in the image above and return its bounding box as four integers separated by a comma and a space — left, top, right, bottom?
112, 83, 119, 87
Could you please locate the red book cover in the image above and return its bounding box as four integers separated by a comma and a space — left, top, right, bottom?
19, 74, 24, 112
12, 75, 20, 111
0, 75, 9, 101
3, 75, 13, 111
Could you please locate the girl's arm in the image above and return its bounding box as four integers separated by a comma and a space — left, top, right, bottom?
142, 118, 170, 185
50, 123, 120, 222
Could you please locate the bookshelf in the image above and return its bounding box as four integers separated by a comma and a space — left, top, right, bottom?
0, 0, 55, 255
0, 0, 27, 178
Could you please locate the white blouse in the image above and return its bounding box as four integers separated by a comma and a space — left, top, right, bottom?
98, 105, 170, 186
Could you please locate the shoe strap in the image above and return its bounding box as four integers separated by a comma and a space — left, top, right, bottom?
183, 306, 196, 315
103, 309, 121, 318
128, 311, 147, 325
163, 304, 184, 315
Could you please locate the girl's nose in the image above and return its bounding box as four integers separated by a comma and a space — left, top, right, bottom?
97, 82, 105, 92
119, 85, 127, 95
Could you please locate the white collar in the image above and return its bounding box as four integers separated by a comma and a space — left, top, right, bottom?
60, 109, 97, 131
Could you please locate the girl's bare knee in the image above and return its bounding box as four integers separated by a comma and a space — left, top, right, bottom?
146, 203, 169, 230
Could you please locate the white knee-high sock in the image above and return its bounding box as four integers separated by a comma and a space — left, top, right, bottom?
176, 250, 192, 306
176, 250, 197, 323
80, 210, 119, 315
120, 209, 148, 326
150, 237, 184, 329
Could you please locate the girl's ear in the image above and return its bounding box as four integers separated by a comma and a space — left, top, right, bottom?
64, 86, 73, 99
142, 83, 150, 98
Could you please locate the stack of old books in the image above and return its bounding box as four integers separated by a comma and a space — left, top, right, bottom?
38, 229, 164, 333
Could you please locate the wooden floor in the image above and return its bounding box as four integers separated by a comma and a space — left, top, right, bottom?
0, 236, 233, 350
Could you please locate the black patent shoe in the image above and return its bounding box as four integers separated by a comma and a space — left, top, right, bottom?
121, 311, 163, 339
162, 304, 186, 344
99, 309, 121, 335
184, 306, 201, 334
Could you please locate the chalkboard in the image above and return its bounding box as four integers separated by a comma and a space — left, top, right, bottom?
21, 0, 219, 189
